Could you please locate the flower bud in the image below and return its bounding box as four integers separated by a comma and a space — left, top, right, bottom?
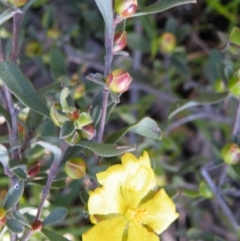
81, 124, 96, 140
113, 31, 127, 53
64, 157, 87, 179
31, 220, 42, 232
50, 103, 68, 127
115, 0, 138, 18
221, 143, 240, 165
25, 41, 42, 57
67, 109, 80, 121
105, 69, 131, 93
159, 33, 176, 54
228, 76, 240, 97
9, 0, 28, 7
28, 161, 40, 178
0, 207, 6, 229
65, 131, 81, 146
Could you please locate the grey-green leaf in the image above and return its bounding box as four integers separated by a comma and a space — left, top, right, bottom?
75, 140, 136, 157
5, 219, 24, 234
95, 0, 114, 40
41, 228, 71, 241
60, 121, 75, 139
0, 9, 16, 25
12, 211, 30, 227
11, 168, 27, 180
169, 92, 229, 119
0, 61, 49, 118
132, 0, 197, 17
49, 47, 67, 80
43, 207, 68, 226
3, 180, 24, 212
106, 117, 162, 143
87, 165, 109, 180
35, 141, 62, 163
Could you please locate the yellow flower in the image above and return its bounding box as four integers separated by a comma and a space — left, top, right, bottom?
82, 152, 179, 241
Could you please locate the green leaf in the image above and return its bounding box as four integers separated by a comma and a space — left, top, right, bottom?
79, 191, 90, 204
229, 27, 240, 46
11, 168, 27, 180
12, 211, 30, 227
60, 121, 75, 139
0, 105, 11, 126
5, 219, 24, 234
41, 228, 70, 241
75, 140, 136, 157
35, 141, 62, 163
0, 9, 16, 25
3, 180, 24, 212
87, 165, 109, 179
95, 0, 114, 41
49, 47, 67, 80
85, 73, 105, 86
60, 88, 75, 113
74, 112, 93, 129
43, 207, 68, 226
0, 61, 49, 118
106, 117, 162, 143
60, 146, 83, 166
132, 0, 197, 17
169, 92, 229, 119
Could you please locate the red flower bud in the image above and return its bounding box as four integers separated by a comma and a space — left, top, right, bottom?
28, 161, 41, 178
115, 0, 138, 18
67, 109, 80, 121
31, 220, 43, 232
105, 69, 131, 94
81, 124, 96, 140
64, 157, 87, 179
113, 31, 127, 53
159, 33, 176, 54
221, 143, 240, 165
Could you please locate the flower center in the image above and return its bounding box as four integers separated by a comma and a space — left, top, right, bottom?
124, 207, 147, 224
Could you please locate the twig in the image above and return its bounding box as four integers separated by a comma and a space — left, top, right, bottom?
201, 167, 239, 232
96, 17, 116, 143
9, 11, 23, 62
232, 99, 240, 138
96, 87, 109, 143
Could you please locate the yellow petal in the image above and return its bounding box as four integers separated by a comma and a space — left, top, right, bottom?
140, 188, 179, 234
88, 184, 125, 215
82, 215, 127, 241
97, 164, 124, 186
121, 165, 156, 207
127, 220, 159, 241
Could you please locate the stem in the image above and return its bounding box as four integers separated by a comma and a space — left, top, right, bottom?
201, 167, 239, 232
10, 11, 24, 63
21, 230, 33, 241
232, 98, 240, 138
96, 19, 116, 143
35, 160, 60, 221
96, 87, 109, 143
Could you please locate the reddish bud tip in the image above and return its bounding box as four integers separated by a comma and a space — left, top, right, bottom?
28, 161, 41, 178
32, 220, 43, 232
106, 69, 132, 94
0, 207, 6, 228
81, 124, 96, 140
115, 0, 138, 18
221, 143, 240, 165
113, 31, 127, 53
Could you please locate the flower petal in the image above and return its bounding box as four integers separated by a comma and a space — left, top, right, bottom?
97, 164, 124, 186
82, 215, 127, 241
88, 183, 125, 215
127, 220, 159, 241
140, 188, 179, 234
121, 165, 156, 207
